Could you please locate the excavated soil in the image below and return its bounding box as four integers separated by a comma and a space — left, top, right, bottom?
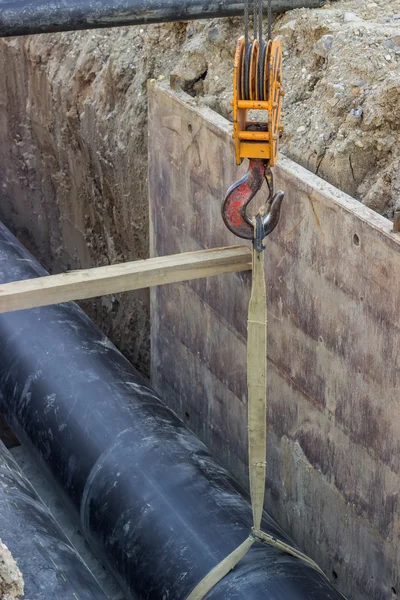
0, 0, 399, 371
0, 540, 24, 600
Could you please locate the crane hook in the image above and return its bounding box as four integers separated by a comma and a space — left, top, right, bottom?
222, 159, 284, 242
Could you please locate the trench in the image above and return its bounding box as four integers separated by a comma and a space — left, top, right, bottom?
0, 3, 399, 599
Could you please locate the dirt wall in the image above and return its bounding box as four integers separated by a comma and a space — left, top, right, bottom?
0, 31, 158, 373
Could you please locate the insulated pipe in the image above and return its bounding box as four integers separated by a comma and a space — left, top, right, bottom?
0, 0, 325, 37
0, 439, 110, 599
0, 221, 345, 600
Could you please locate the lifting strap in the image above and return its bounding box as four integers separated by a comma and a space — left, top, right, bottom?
186, 219, 325, 600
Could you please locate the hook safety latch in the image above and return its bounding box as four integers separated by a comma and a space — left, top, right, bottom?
221, 158, 284, 245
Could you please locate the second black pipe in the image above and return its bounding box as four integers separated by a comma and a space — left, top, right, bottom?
0, 439, 110, 599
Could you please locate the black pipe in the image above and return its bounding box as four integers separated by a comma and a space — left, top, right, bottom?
0, 0, 324, 37
0, 439, 110, 599
0, 221, 345, 600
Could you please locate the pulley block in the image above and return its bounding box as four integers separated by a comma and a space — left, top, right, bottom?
232, 35, 284, 166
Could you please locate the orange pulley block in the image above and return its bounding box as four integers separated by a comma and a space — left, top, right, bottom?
232, 36, 284, 166
222, 1, 285, 242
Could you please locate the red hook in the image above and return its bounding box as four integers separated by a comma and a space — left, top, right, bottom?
222, 159, 284, 240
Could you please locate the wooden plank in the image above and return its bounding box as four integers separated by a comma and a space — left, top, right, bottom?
0, 246, 251, 314
148, 80, 400, 600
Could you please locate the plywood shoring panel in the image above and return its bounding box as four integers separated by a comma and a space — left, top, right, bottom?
148, 80, 400, 600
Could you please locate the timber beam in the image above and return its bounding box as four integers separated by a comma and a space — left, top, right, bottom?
0, 245, 251, 314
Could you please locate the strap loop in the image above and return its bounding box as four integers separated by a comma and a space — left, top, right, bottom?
185, 223, 328, 599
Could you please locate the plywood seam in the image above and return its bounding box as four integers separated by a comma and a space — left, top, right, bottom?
157, 320, 247, 407
270, 355, 400, 480
180, 279, 248, 344
268, 355, 325, 411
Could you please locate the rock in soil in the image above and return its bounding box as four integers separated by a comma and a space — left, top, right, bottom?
0, 540, 24, 600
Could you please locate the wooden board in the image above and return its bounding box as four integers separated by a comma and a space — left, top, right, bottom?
148, 80, 400, 600
0, 246, 251, 314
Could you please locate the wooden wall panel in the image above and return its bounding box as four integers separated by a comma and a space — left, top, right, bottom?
148, 80, 400, 600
